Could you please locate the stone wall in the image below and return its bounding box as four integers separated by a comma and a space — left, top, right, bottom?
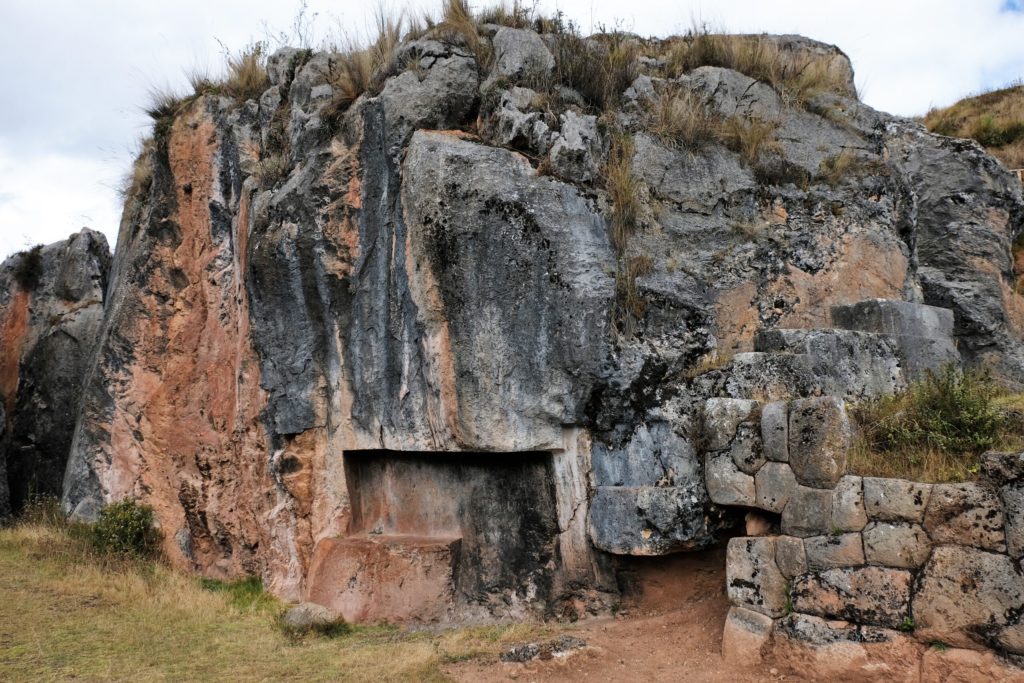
709, 396, 1024, 680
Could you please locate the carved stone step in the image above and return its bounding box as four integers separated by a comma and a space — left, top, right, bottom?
831, 299, 958, 378
305, 535, 461, 623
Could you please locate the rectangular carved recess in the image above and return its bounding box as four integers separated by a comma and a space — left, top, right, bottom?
342, 450, 561, 612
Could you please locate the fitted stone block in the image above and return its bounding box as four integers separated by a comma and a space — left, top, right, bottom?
755, 461, 797, 513
862, 522, 931, 568
761, 400, 789, 462
705, 451, 756, 507
863, 478, 931, 523
305, 535, 460, 623
922, 482, 1005, 552
805, 533, 866, 570
830, 475, 867, 532
726, 537, 789, 617
721, 606, 774, 661
792, 566, 912, 629
775, 535, 808, 578
703, 398, 759, 451
914, 545, 1024, 654
788, 396, 850, 488
728, 422, 766, 475
781, 485, 833, 537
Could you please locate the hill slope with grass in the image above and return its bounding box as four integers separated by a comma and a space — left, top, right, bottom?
925, 82, 1024, 169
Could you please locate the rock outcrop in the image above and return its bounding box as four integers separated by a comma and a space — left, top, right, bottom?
1, 16, 1021, 629
0, 230, 110, 515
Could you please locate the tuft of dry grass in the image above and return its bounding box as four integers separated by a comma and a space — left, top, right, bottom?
323, 9, 406, 124
720, 116, 781, 164
223, 44, 270, 101
119, 137, 156, 204
664, 30, 856, 107
0, 515, 553, 682
924, 82, 1024, 169
437, 0, 492, 67
817, 148, 857, 187
605, 133, 639, 254
647, 87, 717, 150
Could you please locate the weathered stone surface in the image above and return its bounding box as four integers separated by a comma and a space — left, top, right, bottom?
491, 26, 555, 80
913, 545, 1024, 653
761, 400, 788, 462
922, 483, 1006, 552
831, 299, 959, 379
920, 647, 1024, 683
775, 535, 808, 578
705, 450, 756, 507
0, 230, 110, 515
755, 461, 797, 513
305, 536, 460, 623
863, 478, 931, 523
805, 533, 866, 570
754, 328, 904, 399
788, 397, 851, 488
982, 449, 1024, 484
1003, 482, 1024, 559
729, 422, 766, 475
831, 476, 868, 532
588, 484, 716, 555
281, 602, 339, 631
792, 567, 912, 629
726, 537, 788, 617
782, 485, 833, 537
772, 613, 923, 683
862, 522, 931, 569
721, 606, 773, 661
548, 111, 603, 183
703, 398, 759, 451
592, 421, 698, 487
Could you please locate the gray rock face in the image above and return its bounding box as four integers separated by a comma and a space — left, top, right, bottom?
0, 230, 110, 515
914, 546, 1024, 653
791, 566, 912, 629
491, 27, 555, 81
922, 483, 1005, 552
1002, 482, 1024, 559
588, 483, 717, 555
592, 421, 698, 487
788, 397, 851, 489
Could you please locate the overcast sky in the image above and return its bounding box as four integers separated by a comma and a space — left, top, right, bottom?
1, 0, 1023, 260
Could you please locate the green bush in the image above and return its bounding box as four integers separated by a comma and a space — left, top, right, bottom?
91, 500, 162, 558
863, 364, 1005, 456
200, 576, 278, 613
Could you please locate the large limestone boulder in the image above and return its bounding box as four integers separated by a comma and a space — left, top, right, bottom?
0, 230, 110, 515
913, 545, 1024, 654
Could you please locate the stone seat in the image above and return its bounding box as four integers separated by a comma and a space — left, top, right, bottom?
304, 534, 461, 623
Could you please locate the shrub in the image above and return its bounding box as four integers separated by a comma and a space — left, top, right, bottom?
90, 499, 162, 559
12, 245, 44, 290
817, 149, 857, 187
200, 576, 278, 612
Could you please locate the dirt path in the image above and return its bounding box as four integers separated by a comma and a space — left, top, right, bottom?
445, 546, 780, 683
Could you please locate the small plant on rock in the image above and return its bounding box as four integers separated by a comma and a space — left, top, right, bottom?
90, 499, 162, 559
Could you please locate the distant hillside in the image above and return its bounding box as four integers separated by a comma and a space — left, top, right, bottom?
925, 82, 1024, 169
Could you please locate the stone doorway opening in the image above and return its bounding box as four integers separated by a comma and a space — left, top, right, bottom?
306, 449, 562, 622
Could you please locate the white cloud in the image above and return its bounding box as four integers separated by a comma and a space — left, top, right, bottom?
0, 0, 1022, 260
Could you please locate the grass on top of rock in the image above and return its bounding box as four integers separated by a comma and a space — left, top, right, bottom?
0, 505, 554, 682
849, 364, 1024, 482
924, 81, 1024, 168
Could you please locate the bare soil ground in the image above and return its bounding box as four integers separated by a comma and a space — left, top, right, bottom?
446, 546, 777, 683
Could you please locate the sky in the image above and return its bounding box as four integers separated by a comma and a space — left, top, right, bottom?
1, 0, 1023, 260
